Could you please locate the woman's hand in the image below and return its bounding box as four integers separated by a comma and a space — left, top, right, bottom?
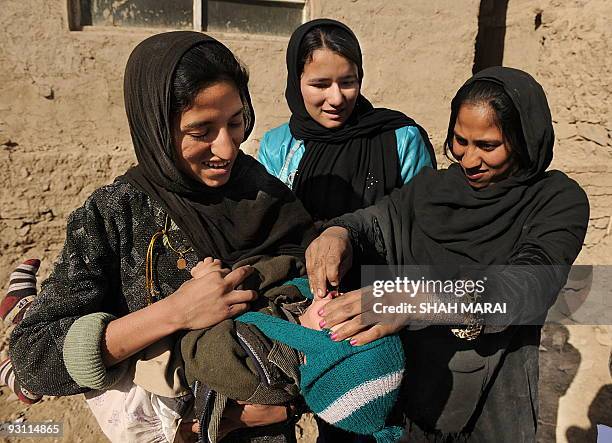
165, 265, 257, 331
102, 264, 256, 368
306, 226, 353, 298
318, 287, 409, 345
217, 401, 290, 440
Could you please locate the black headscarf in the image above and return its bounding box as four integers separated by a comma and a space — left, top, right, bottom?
366, 66, 589, 267
286, 19, 436, 221
119, 31, 314, 265
350, 67, 590, 435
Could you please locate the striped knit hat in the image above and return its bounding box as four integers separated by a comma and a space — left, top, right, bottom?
238, 311, 405, 443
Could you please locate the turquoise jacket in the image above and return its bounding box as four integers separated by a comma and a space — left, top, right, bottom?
257, 123, 433, 189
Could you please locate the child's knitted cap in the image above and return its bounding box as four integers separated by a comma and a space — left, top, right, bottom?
238, 311, 405, 443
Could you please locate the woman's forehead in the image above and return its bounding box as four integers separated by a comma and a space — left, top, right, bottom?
456, 103, 498, 130
302, 49, 358, 77
178, 82, 243, 127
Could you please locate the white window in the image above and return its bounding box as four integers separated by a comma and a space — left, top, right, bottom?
69, 0, 307, 36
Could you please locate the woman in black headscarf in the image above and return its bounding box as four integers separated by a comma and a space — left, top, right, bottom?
305, 67, 589, 441
259, 19, 436, 296
258, 19, 435, 222
10, 31, 314, 442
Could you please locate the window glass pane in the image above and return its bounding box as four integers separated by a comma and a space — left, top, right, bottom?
206, 0, 303, 36
88, 0, 193, 29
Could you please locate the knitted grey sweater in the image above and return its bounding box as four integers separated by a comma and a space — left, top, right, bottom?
9, 180, 197, 395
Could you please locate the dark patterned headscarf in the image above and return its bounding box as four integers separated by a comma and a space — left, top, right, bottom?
120, 31, 314, 265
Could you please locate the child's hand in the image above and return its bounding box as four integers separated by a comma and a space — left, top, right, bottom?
190, 257, 229, 279
218, 401, 290, 439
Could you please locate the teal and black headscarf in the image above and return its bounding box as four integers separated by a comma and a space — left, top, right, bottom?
285, 19, 436, 222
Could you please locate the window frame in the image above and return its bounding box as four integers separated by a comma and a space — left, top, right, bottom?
67, 0, 309, 36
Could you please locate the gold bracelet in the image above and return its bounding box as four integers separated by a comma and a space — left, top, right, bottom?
450, 321, 484, 341
450, 290, 484, 340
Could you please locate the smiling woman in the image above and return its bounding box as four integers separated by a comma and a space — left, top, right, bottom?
257, 18, 436, 443
8, 31, 315, 443
173, 82, 245, 187
304, 66, 590, 442
298, 37, 361, 129
445, 79, 528, 189
451, 104, 514, 188
258, 18, 435, 224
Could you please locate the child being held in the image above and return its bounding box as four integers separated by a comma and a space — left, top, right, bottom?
183, 258, 405, 443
